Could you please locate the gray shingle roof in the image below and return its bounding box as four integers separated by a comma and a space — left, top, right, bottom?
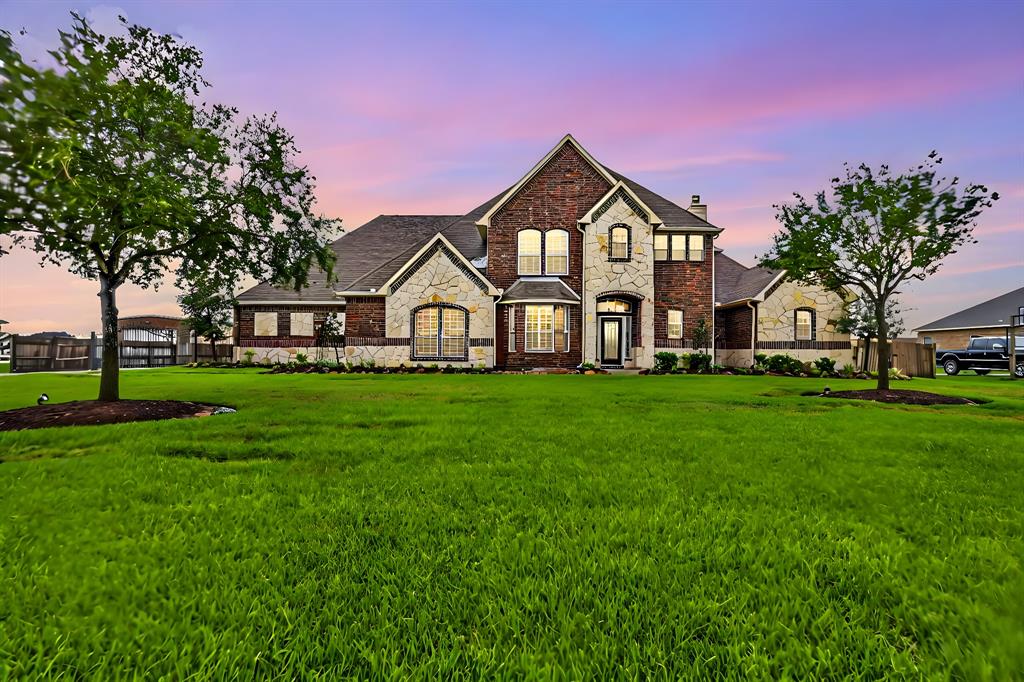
915, 286, 1024, 331
237, 141, 725, 304
499, 278, 581, 304
715, 252, 781, 305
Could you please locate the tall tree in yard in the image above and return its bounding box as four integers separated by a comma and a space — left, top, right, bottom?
0, 16, 338, 400
761, 153, 996, 390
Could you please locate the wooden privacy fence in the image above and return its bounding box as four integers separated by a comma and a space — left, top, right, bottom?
852, 339, 936, 378
10, 334, 99, 372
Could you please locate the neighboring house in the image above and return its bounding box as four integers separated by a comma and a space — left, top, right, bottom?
714, 253, 853, 367
235, 135, 851, 369
914, 286, 1024, 349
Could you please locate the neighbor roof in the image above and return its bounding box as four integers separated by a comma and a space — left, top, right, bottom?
914, 286, 1024, 332
715, 253, 782, 305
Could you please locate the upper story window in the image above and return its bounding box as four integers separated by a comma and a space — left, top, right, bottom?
413, 305, 467, 360
795, 308, 814, 341
667, 309, 684, 339
609, 225, 630, 261
518, 229, 542, 275
654, 234, 705, 262
545, 230, 569, 275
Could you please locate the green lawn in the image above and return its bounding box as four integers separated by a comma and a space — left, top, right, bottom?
1, 370, 1022, 679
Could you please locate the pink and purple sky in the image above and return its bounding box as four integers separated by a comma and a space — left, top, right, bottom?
2, 0, 1022, 335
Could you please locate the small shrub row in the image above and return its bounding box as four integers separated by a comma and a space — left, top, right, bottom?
652, 352, 716, 375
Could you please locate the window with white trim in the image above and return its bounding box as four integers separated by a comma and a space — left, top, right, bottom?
525, 304, 569, 352
518, 229, 542, 275
795, 309, 813, 341
507, 306, 516, 352
545, 230, 569, 275
670, 235, 685, 261
413, 305, 467, 359
655, 234, 705, 262
609, 225, 629, 261
668, 310, 683, 339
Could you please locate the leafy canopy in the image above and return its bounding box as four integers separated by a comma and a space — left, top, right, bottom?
0, 13, 338, 293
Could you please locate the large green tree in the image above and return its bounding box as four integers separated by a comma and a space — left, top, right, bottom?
177, 280, 234, 363
0, 15, 338, 400
761, 153, 996, 390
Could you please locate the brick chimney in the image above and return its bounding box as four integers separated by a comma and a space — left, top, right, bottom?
688, 194, 707, 221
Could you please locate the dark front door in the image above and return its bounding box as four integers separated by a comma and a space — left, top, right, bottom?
601, 318, 622, 365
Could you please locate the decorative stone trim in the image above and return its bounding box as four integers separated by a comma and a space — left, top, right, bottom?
655, 338, 689, 348
389, 242, 489, 295
757, 340, 851, 350
591, 187, 649, 224
347, 337, 409, 346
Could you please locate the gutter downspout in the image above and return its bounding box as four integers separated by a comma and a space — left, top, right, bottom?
710, 235, 717, 362
747, 301, 757, 368
576, 220, 587, 367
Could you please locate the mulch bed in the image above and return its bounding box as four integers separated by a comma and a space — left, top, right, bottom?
0, 400, 226, 432
821, 389, 974, 405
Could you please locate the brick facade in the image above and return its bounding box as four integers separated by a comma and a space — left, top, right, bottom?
715, 305, 754, 349
500, 303, 583, 369
653, 240, 713, 346
345, 296, 386, 338
236, 304, 345, 347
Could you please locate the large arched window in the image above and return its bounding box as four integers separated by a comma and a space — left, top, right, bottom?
518, 229, 542, 275
412, 304, 468, 360
545, 229, 569, 275
608, 225, 630, 261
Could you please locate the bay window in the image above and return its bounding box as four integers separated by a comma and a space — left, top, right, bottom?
525, 304, 570, 352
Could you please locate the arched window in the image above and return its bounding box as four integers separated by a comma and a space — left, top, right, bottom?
609, 225, 630, 261
794, 308, 815, 341
412, 305, 467, 360
518, 229, 542, 275
545, 229, 569, 275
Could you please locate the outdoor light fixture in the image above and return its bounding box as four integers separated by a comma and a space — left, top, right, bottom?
37, 393, 49, 405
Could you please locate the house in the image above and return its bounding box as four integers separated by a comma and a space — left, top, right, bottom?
235, 135, 852, 370
914, 286, 1024, 349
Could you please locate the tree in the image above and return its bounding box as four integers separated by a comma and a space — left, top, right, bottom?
830, 298, 905, 372
0, 15, 338, 400
692, 318, 711, 355
178, 281, 234, 363
316, 312, 345, 365
761, 153, 997, 390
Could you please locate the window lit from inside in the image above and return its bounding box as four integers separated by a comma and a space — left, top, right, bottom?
795, 309, 813, 341
610, 226, 629, 260
545, 230, 568, 275
518, 230, 541, 275
668, 310, 683, 339
525, 304, 569, 352
413, 306, 467, 359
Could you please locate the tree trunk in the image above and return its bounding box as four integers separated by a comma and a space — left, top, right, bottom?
210, 336, 218, 363
875, 300, 890, 391
98, 275, 120, 401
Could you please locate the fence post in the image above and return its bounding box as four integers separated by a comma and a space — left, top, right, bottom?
10, 334, 17, 373
89, 332, 99, 370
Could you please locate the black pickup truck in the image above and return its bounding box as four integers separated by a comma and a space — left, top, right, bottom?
937, 336, 1024, 377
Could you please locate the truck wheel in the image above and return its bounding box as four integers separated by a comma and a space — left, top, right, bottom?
974, 369, 990, 376
943, 358, 960, 376
1016, 363, 1024, 379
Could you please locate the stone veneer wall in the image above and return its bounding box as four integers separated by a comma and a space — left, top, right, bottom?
581, 196, 655, 368
384, 247, 495, 368
756, 281, 853, 364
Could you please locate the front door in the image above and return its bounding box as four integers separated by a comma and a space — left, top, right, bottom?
601, 318, 622, 365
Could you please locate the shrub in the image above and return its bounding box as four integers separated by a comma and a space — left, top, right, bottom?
711, 363, 725, 374
889, 367, 910, 381
754, 353, 769, 365
678, 353, 691, 370
242, 349, 256, 365
294, 352, 309, 365
841, 363, 856, 378
580, 361, 596, 371
690, 352, 712, 373
814, 357, 837, 375
653, 352, 678, 374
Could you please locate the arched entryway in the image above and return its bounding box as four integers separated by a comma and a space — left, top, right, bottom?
596, 292, 642, 368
